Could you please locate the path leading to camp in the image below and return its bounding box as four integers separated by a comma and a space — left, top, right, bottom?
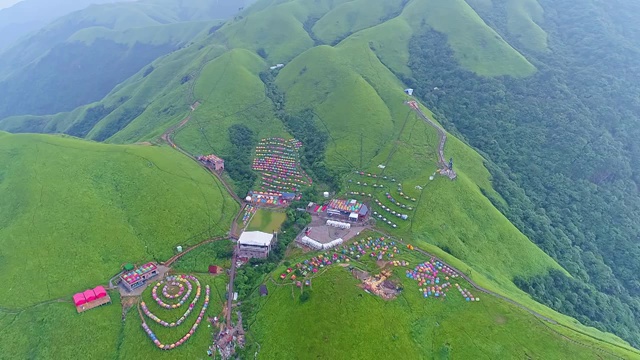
160, 101, 241, 206
162, 236, 227, 267
225, 250, 238, 329
160, 101, 244, 239
406, 101, 456, 179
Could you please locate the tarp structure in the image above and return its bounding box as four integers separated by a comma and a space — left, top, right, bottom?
73, 293, 86, 306
299, 236, 343, 250
300, 236, 323, 250
83, 289, 97, 302
323, 238, 343, 250
94, 286, 107, 299
328, 199, 363, 213
349, 212, 359, 220
121, 262, 158, 286
326, 220, 351, 229
238, 231, 274, 247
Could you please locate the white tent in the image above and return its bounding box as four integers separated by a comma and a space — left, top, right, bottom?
323, 238, 343, 250
299, 236, 323, 250
238, 231, 273, 247
326, 220, 351, 229
349, 212, 359, 221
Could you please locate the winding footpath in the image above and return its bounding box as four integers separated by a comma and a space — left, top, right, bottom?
406, 101, 456, 179
160, 101, 245, 239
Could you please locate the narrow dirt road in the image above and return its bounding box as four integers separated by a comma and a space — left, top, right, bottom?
225, 250, 238, 329
406, 101, 456, 179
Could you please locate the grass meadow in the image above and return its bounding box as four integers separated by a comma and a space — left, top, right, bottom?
247, 236, 621, 360
247, 209, 287, 233
0, 133, 237, 309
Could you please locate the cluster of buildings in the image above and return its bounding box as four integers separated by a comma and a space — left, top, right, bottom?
308, 198, 369, 222
245, 191, 297, 206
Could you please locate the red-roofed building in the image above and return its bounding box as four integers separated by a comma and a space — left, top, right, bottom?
120, 262, 159, 291
73, 293, 86, 306
83, 289, 96, 302
74, 286, 111, 313
94, 286, 107, 299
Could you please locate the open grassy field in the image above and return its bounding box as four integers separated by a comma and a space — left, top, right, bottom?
0, 275, 229, 359
247, 209, 287, 233
247, 236, 624, 360
171, 240, 235, 273
0, 132, 237, 309
117, 274, 228, 359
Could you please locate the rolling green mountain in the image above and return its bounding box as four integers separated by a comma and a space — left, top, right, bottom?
1, 0, 640, 358
0, 0, 253, 118
0, 131, 238, 308
0, 0, 129, 51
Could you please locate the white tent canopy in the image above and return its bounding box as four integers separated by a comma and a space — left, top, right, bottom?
300, 236, 323, 250
238, 231, 273, 247
349, 212, 359, 220
326, 220, 351, 229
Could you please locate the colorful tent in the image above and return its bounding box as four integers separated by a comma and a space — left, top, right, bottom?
93, 286, 107, 299
83, 289, 97, 302
73, 293, 86, 306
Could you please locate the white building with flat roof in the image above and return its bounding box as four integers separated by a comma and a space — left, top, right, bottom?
237, 231, 274, 259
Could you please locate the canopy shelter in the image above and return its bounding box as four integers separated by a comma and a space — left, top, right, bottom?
93, 286, 107, 299
349, 212, 359, 221
238, 231, 274, 247
73, 293, 86, 306
83, 289, 96, 302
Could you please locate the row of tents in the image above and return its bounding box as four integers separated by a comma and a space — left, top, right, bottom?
73, 286, 108, 306
326, 220, 351, 229
299, 236, 344, 250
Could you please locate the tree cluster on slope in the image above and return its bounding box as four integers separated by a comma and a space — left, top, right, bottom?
406, 17, 640, 347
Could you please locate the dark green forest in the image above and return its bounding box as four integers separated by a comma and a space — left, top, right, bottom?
405, 0, 640, 347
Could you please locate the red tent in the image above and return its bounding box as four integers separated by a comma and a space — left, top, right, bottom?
93, 286, 107, 299
208, 265, 220, 274
83, 289, 96, 302
73, 293, 86, 306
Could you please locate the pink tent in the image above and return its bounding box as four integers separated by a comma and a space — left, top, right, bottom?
83, 289, 97, 302
93, 286, 107, 299
73, 293, 86, 306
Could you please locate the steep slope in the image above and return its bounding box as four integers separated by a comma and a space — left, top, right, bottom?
404, 0, 640, 348
0, 132, 238, 308
0, 0, 128, 51
0, 0, 251, 118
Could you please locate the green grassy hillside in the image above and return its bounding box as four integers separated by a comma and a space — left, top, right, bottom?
0, 132, 237, 308
0, 0, 638, 357
0, 0, 252, 119
250, 265, 628, 359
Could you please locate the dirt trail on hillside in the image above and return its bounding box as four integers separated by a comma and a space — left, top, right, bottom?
406, 101, 456, 179
160, 101, 244, 239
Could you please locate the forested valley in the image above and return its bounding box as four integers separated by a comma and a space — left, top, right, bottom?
404, 0, 640, 346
